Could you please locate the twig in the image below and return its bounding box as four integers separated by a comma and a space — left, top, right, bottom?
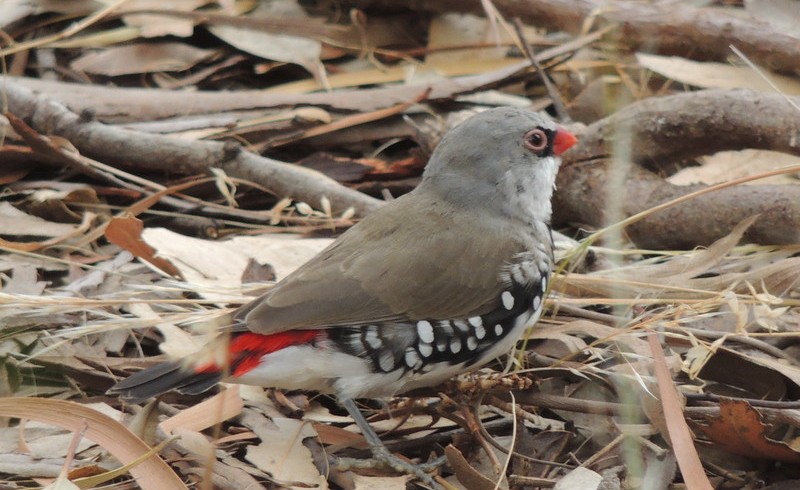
493, 392, 516, 490
264, 88, 432, 149
1, 78, 382, 216
512, 18, 571, 122
729, 44, 800, 114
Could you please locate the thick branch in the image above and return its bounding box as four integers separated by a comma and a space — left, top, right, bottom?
346, 0, 800, 73
569, 89, 800, 168
2, 78, 382, 216
553, 88, 800, 248
554, 157, 800, 249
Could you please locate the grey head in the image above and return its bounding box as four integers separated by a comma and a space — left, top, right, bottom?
419, 107, 574, 225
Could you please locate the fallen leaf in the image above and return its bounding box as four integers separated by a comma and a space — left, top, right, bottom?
71, 43, 217, 76
553, 467, 602, 490
694, 398, 800, 463
119, 0, 212, 38
139, 228, 332, 299
668, 150, 800, 186
159, 387, 244, 434
445, 444, 503, 490
241, 411, 324, 488
649, 333, 713, 490
0, 202, 77, 237
0, 398, 187, 490
208, 1, 326, 82
105, 216, 182, 278
636, 53, 800, 94
745, 0, 800, 39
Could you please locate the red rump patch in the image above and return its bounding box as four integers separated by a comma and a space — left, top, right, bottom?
195, 330, 320, 377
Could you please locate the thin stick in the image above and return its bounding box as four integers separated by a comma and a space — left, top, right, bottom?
512, 18, 571, 122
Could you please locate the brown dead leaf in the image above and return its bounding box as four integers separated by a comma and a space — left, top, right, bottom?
0, 155, 33, 184
313, 423, 366, 448
71, 42, 217, 76
0, 202, 78, 238
445, 444, 502, 490
104, 215, 182, 278
636, 53, 800, 94
0, 398, 187, 490
669, 150, 800, 186
159, 387, 244, 435
694, 398, 800, 463
23, 188, 100, 223
240, 409, 324, 488
694, 347, 790, 400
648, 333, 713, 490
1, 264, 46, 295
0, 204, 95, 252
352, 474, 410, 490
553, 467, 602, 490
140, 228, 332, 291
208, 1, 326, 83
119, 0, 212, 38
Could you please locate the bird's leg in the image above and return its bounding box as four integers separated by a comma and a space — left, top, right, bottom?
334, 397, 443, 487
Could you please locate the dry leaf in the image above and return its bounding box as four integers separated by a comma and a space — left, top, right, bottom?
636, 53, 800, 94
445, 444, 503, 490
668, 150, 800, 186
0, 398, 187, 490
352, 474, 409, 490
648, 334, 713, 490
105, 216, 182, 278
744, 0, 800, 39
694, 399, 800, 463
118, 0, 212, 38
426, 13, 509, 65
0, 202, 77, 237
71, 43, 217, 76
553, 467, 602, 490
208, 1, 326, 82
159, 387, 244, 434
139, 228, 332, 296
242, 413, 324, 488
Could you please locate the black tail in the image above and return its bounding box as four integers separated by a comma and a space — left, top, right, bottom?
108, 361, 221, 403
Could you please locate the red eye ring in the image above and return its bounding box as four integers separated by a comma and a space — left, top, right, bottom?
524, 128, 548, 152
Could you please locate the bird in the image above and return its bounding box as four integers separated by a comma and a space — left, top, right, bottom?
109, 107, 577, 484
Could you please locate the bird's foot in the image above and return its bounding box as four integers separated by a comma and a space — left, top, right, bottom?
332, 450, 445, 488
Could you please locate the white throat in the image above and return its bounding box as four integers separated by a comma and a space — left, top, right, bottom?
498, 156, 559, 224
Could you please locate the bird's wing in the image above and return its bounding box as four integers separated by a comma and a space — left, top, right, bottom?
237, 193, 531, 334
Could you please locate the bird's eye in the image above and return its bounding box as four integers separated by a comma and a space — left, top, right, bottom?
523, 128, 548, 152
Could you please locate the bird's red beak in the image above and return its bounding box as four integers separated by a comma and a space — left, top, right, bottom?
553, 126, 578, 156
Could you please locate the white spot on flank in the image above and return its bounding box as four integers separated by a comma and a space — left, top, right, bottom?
511, 269, 523, 284
468, 316, 482, 327
379, 352, 395, 372
364, 327, 382, 349
405, 348, 421, 368
416, 320, 434, 343
467, 337, 478, 350
453, 320, 470, 333
436, 338, 448, 352
494, 324, 503, 336
450, 338, 462, 354
418, 343, 433, 358
474, 324, 486, 339
502, 291, 514, 310
541, 276, 547, 291
533, 295, 541, 311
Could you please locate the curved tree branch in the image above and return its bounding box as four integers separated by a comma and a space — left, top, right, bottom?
568, 89, 800, 168
345, 0, 800, 73
556, 89, 800, 248
2, 78, 383, 216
